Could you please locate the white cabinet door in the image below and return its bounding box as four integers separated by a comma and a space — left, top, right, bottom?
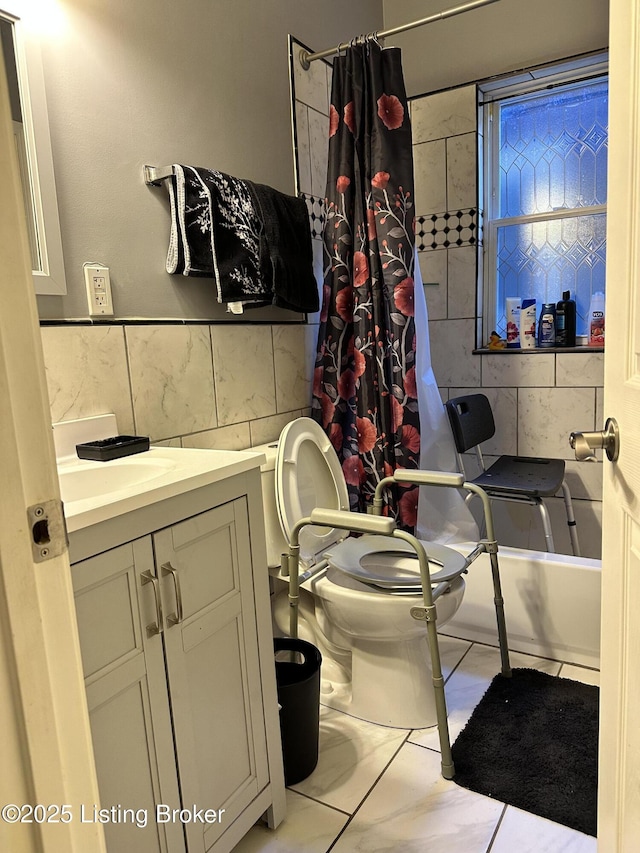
72, 540, 185, 853
154, 499, 269, 853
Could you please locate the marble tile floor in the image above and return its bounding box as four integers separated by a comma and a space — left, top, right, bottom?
233, 637, 599, 853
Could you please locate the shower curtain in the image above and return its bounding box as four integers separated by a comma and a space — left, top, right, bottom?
312, 40, 419, 528
312, 38, 478, 541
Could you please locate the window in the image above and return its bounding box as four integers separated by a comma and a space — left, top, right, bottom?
480, 55, 608, 346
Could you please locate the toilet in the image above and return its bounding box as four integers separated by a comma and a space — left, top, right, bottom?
255, 417, 467, 730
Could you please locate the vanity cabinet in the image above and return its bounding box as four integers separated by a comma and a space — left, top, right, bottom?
73, 538, 184, 853
69, 469, 285, 853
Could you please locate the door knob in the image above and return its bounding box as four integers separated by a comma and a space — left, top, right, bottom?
569, 417, 620, 462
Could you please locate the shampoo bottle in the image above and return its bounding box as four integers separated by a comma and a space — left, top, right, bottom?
519, 299, 537, 349
588, 291, 605, 347
555, 290, 576, 347
505, 297, 521, 347
538, 303, 556, 348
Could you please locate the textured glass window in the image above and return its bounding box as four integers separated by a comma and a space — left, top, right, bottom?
485, 72, 608, 342
499, 83, 608, 217
496, 215, 607, 334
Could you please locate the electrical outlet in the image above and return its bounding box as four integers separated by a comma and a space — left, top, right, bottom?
83, 263, 114, 315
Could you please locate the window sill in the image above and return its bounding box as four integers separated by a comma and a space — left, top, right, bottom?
474, 346, 604, 355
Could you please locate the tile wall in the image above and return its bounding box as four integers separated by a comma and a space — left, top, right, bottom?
292, 41, 331, 210
41, 322, 318, 450
413, 84, 603, 559
291, 38, 330, 272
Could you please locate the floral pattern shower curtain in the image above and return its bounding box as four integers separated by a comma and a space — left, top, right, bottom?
312, 40, 420, 530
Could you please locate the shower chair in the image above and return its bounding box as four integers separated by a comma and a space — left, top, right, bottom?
445, 393, 581, 557
283, 468, 512, 780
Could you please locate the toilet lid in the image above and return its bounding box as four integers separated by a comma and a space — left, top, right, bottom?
276, 418, 350, 563
325, 535, 468, 590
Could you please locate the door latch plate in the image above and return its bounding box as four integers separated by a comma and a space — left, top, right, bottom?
27, 499, 68, 563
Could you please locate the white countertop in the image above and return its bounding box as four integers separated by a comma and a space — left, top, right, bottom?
58, 446, 265, 533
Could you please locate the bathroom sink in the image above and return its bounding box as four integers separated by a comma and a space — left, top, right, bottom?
54, 436, 267, 535
58, 456, 178, 503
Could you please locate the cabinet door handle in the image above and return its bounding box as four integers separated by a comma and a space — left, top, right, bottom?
141, 569, 164, 636
161, 562, 184, 626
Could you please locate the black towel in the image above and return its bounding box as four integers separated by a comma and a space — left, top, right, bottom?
166, 164, 271, 306
166, 165, 319, 313
246, 181, 319, 313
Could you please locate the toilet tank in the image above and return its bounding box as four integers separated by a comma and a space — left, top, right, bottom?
252, 441, 289, 570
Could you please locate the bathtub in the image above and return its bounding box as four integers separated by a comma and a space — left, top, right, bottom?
441, 543, 601, 669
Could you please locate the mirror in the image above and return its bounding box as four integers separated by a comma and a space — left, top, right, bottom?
1, 3, 66, 294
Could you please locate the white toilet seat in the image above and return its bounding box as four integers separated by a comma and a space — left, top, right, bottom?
277, 418, 349, 565
324, 535, 468, 590
276, 418, 465, 589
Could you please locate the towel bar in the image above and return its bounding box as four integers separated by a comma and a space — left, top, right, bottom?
143, 164, 174, 186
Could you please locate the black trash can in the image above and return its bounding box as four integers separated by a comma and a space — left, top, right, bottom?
274, 637, 322, 786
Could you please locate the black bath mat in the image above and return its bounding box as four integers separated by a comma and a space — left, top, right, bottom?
451, 668, 598, 837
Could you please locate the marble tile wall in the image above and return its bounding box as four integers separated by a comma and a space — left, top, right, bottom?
412, 83, 604, 559
291, 45, 328, 400
289, 37, 331, 423
41, 323, 314, 449
291, 40, 330, 202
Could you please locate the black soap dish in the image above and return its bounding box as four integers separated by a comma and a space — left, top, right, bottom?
76, 435, 150, 462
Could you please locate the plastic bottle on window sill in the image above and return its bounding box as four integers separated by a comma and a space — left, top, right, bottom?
588, 291, 605, 347
505, 297, 521, 348
538, 303, 556, 348
555, 290, 576, 347
519, 299, 536, 349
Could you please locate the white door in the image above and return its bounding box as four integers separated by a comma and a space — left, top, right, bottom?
597, 0, 640, 846
0, 45, 106, 853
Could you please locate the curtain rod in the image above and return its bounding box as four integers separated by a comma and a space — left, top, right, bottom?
299, 0, 501, 69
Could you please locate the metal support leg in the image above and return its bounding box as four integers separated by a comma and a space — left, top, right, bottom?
425, 618, 455, 778
536, 498, 555, 552
394, 530, 455, 779
411, 596, 456, 778
287, 548, 300, 639
560, 480, 581, 557
464, 484, 512, 678
486, 543, 512, 677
